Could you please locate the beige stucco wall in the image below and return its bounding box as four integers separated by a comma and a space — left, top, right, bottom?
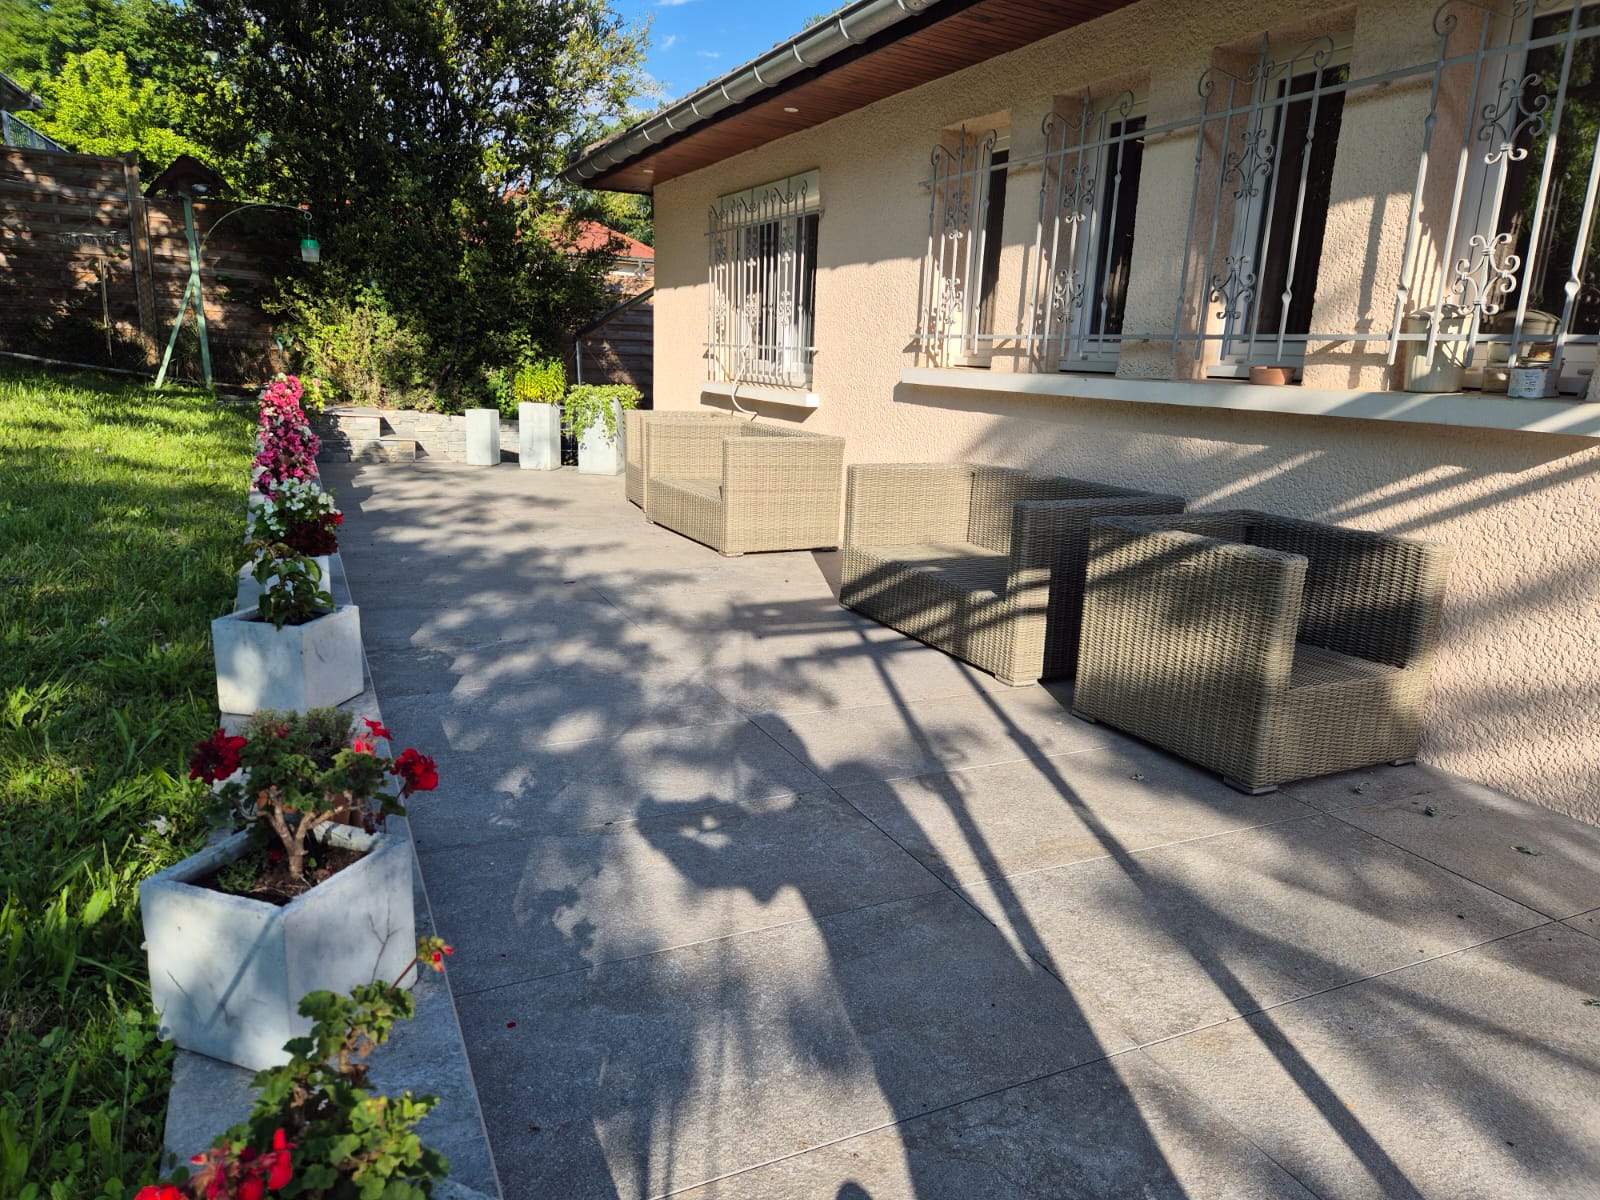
648, 0, 1600, 822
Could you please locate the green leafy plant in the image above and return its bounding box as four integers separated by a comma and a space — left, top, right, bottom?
191, 709, 438, 884
244, 539, 332, 630
513, 359, 566, 407
563, 383, 639, 444
269, 284, 429, 411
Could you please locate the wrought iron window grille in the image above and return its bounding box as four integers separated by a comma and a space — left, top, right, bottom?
916, 126, 1008, 367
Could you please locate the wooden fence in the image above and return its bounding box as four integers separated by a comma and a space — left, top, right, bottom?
573, 288, 653, 404
0, 145, 287, 381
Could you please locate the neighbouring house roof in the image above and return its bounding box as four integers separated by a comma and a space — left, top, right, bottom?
566, 220, 654, 262
563, 0, 1134, 194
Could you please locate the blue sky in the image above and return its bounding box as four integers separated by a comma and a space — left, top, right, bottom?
614, 1, 830, 106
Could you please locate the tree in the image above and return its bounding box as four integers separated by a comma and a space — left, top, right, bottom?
591, 191, 654, 247
30, 48, 202, 168
173, 0, 654, 397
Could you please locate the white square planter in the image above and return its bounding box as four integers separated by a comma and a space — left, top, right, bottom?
465, 408, 501, 465
518, 403, 562, 470
141, 826, 415, 1070
235, 554, 331, 613
213, 604, 363, 715
577, 402, 624, 475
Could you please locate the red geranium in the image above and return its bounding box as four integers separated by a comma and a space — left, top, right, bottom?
189, 729, 247, 784
362, 718, 393, 740
392, 748, 439, 793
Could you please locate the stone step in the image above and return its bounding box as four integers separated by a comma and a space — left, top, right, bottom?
358, 437, 417, 463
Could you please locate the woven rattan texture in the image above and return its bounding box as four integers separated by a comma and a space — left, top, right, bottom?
840, 464, 1185, 685
1073, 510, 1452, 790
643, 422, 845, 554
626, 411, 745, 508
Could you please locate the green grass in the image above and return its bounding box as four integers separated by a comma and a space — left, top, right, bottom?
0, 365, 254, 1199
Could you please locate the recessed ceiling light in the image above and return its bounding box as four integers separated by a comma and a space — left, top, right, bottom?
783, 106, 800, 113
641, 168, 655, 174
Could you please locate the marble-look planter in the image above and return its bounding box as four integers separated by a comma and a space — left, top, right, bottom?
212, 604, 363, 715
465, 408, 501, 465
518, 402, 562, 470
577, 402, 624, 476
234, 554, 332, 612
140, 826, 415, 1070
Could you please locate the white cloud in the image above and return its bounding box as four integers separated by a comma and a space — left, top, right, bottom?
661, 34, 679, 49
696, 50, 721, 58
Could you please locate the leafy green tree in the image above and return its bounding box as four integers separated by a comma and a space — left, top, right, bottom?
0, 0, 162, 89
590, 190, 654, 247
30, 47, 201, 168
175, 0, 654, 399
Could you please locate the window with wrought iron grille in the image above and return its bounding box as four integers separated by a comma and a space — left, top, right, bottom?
918, 126, 1010, 366
1185, 34, 1350, 376
1395, 0, 1600, 395
706, 171, 820, 388
1028, 90, 1147, 371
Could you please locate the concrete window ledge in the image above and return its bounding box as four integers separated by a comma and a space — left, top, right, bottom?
899, 366, 1600, 439
701, 379, 821, 409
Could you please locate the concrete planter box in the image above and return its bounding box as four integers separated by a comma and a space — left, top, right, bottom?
212, 603, 363, 715
577, 402, 625, 475
234, 553, 331, 612
141, 826, 415, 1070
465, 408, 501, 465
519, 402, 562, 470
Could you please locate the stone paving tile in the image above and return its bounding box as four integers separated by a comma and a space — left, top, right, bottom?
750, 686, 1110, 786
1143, 924, 1600, 1200
1334, 776, 1600, 919
1278, 761, 1448, 813
380, 662, 746, 748
396, 720, 826, 849
455, 891, 1110, 1200
836, 744, 1311, 886
420, 790, 944, 994
1561, 907, 1598, 939
670, 1051, 1316, 1200
958, 813, 1545, 1046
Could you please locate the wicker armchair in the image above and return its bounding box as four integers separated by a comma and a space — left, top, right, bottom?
1073, 511, 1452, 793
643, 421, 845, 555
625, 410, 745, 509
840, 464, 1186, 686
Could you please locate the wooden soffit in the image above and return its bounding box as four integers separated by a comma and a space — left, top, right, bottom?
579, 0, 1134, 194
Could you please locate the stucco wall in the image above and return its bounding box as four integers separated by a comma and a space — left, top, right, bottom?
647, 0, 1600, 822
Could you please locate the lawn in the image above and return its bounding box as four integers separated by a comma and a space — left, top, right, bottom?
0, 365, 254, 1198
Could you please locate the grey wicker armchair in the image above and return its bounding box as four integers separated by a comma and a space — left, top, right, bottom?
625, 410, 745, 509
643, 421, 845, 555
1073, 511, 1452, 793
840, 464, 1186, 686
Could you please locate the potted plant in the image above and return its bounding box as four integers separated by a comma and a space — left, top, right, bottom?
213, 540, 363, 714
239, 478, 342, 609
515, 358, 566, 471
253, 376, 321, 488
137, 939, 456, 1198
140, 709, 439, 1071
565, 383, 640, 475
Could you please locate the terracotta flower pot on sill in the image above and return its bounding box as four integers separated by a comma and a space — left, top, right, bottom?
1248, 365, 1294, 387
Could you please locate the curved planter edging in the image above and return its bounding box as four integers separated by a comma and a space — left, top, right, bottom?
141, 825, 416, 1072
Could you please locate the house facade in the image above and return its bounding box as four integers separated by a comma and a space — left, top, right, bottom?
568, 0, 1600, 822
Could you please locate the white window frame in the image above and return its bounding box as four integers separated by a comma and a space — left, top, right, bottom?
1031, 89, 1149, 373
706, 170, 820, 389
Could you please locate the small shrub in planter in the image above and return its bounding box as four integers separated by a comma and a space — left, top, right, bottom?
140, 711, 440, 1069
214, 541, 362, 714
136, 938, 455, 1198
565, 383, 639, 476
254, 376, 321, 488
510, 358, 566, 471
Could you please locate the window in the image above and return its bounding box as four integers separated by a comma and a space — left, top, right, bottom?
918, 126, 1008, 366
1197, 35, 1349, 374
706, 171, 820, 388
1398, 2, 1600, 392
1031, 89, 1147, 371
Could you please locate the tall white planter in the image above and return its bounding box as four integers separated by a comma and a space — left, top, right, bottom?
212, 604, 363, 715
577, 401, 624, 475
465, 408, 501, 465
518, 402, 562, 470
141, 826, 415, 1070
235, 554, 331, 612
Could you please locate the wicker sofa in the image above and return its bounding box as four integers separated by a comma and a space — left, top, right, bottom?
643, 420, 845, 555
1073, 511, 1452, 793
839, 464, 1185, 686
625, 410, 745, 509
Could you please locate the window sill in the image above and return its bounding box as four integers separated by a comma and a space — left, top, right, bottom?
701, 380, 820, 409
899, 367, 1600, 438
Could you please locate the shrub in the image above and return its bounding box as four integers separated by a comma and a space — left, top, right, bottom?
563, 383, 639, 443
269, 284, 428, 410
